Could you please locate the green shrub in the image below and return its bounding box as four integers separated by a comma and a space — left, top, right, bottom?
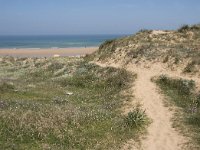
163, 55, 169, 63
178, 25, 190, 32
177, 24, 200, 32
184, 61, 196, 73
0, 82, 15, 92
99, 39, 115, 49
190, 24, 200, 30
124, 107, 147, 128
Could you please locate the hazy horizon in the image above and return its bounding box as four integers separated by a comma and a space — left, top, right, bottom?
0, 34, 128, 36
0, 0, 200, 35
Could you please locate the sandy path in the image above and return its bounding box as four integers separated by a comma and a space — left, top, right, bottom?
129, 66, 185, 150
95, 61, 187, 150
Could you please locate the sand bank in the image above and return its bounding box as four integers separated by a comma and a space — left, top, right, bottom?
0, 47, 98, 57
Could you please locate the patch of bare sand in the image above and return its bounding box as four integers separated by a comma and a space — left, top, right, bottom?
0, 47, 98, 57
151, 30, 169, 35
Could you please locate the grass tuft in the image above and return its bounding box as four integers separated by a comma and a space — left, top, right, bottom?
124, 107, 148, 128
0, 82, 15, 92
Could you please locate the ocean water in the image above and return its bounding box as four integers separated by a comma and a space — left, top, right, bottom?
0, 35, 125, 49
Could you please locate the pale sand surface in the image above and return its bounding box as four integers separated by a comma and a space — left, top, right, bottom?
0, 47, 98, 57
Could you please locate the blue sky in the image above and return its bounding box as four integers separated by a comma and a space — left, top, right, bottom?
0, 0, 199, 35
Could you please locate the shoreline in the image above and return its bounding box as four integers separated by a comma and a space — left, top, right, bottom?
0, 47, 98, 57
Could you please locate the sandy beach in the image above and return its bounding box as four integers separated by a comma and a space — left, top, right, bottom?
0, 47, 98, 57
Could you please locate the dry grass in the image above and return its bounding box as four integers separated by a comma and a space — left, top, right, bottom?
156, 75, 200, 149
90, 24, 200, 75
0, 56, 148, 150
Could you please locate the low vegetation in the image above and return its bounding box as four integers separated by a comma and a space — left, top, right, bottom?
90, 24, 200, 75
0, 56, 148, 149
178, 24, 200, 33
156, 75, 200, 149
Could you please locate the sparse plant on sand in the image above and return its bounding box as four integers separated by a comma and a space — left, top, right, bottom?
124, 107, 148, 128
178, 25, 190, 32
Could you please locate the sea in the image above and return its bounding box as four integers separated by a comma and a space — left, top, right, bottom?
0, 35, 126, 49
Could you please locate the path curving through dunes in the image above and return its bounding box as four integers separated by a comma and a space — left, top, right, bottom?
130, 66, 185, 150
95, 61, 189, 150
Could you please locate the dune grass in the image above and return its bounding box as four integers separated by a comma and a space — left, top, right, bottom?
90, 24, 200, 76
156, 75, 200, 149
0, 57, 148, 150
